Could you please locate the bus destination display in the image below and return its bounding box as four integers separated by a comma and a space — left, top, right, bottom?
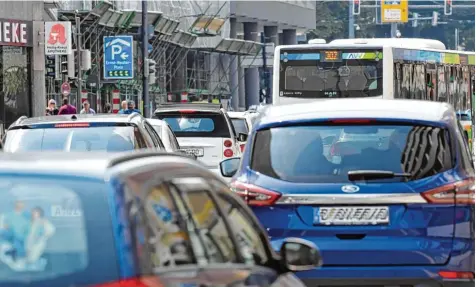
321, 50, 342, 62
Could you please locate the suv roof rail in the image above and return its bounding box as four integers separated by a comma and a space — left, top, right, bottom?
107, 151, 194, 168
155, 103, 223, 112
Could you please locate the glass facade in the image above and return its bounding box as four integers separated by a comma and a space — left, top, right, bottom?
0, 46, 31, 129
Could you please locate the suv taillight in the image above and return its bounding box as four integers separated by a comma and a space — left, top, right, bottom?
421, 178, 474, 204
230, 181, 281, 206
224, 139, 232, 148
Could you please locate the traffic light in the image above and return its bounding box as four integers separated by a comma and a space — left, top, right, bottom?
444, 0, 452, 15
353, 0, 361, 15
147, 58, 156, 84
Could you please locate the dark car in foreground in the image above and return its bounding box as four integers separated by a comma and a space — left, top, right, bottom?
221, 98, 475, 287
0, 152, 320, 287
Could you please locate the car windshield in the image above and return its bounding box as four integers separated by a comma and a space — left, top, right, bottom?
279, 49, 383, 98
4, 125, 141, 153
231, 118, 248, 135
0, 176, 117, 286
251, 123, 454, 183
157, 112, 231, 138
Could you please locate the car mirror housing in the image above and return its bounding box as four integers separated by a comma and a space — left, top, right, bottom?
219, 157, 240, 177
280, 237, 322, 272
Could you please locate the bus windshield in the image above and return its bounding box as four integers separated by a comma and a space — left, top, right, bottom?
279, 48, 383, 99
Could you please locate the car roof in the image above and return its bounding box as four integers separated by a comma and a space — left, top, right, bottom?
10, 113, 143, 128
0, 151, 198, 181
146, 118, 169, 127
258, 99, 455, 127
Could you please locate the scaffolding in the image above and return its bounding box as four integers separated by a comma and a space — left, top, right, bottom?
47, 0, 262, 112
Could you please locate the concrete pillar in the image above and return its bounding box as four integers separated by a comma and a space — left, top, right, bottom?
264, 26, 279, 46
243, 22, 259, 108
229, 18, 239, 111
32, 1, 46, 117
264, 26, 278, 104
238, 61, 246, 111
282, 29, 297, 45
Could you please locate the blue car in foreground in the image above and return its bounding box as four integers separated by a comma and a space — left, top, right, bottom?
220, 98, 475, 286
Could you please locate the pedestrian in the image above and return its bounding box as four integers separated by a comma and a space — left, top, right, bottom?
118, 100, 127, 114
80, 101, 96, 114
119, 100, 141, 115
45, 99, 59, 116
57, 97, 77, 115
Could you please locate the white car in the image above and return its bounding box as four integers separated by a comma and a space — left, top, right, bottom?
154, 103, 245, 169
146, 118, 181, 153
227, 111, 257, 152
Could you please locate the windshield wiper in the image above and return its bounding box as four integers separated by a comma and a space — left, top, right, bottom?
348, 170, 412, 181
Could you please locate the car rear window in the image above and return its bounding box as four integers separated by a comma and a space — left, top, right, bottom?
251, 123, 454, 183
457, 114, 471, 121
157, 112, 231, 138
4, 123, 146, 152
231, 118, 249, 135
0, 176, 117, 286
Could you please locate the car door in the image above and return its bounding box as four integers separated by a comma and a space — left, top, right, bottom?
210, 181, 307, 287
124, 172, 280, 286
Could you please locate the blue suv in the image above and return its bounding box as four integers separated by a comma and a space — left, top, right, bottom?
220, 99, 475, 286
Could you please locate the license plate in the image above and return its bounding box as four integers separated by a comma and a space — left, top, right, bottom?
313, 206, 389, 226
182, 148, 204, 157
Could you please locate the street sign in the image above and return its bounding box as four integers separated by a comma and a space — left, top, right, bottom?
45, 22, 72, 55
103, 35, 134, 80
61, 82, 71, 96
381, 0, 408, 23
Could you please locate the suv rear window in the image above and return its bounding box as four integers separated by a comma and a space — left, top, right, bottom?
251, 123, 454, 183
4, 123, 147, 152
0, 176, 117, 286
157, 112, 231, 138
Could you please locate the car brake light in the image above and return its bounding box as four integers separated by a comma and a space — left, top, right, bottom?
421, 178, 474, 204
224, 149, 233, 157
93, 277, 165, 287
438, 271, 474, 279
55, 123, 90, 128
224, 139, 232, 147
230, 181, 281, 206
331, 119, 375, 124
240, 144, 245, 152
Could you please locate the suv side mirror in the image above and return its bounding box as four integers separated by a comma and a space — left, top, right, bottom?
280, 238, 321, 272
237, 133, 248, 142
219, 157, 240, 177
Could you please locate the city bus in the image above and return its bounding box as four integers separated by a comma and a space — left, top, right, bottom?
272, 38, 475, 146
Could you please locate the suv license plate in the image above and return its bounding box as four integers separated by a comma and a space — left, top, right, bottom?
313, 206, 389, 226
182, 148, 204, 157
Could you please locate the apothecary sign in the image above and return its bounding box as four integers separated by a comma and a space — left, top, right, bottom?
0, 19, 32, 47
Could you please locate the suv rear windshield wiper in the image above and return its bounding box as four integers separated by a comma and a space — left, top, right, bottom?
348, 170, 412, 181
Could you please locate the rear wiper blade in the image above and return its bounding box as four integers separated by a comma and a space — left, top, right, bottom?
348, 170, 412, 181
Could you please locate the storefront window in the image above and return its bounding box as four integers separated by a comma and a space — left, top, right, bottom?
0, 46, 31, 129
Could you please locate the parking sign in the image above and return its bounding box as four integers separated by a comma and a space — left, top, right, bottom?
103, 35, 134, 80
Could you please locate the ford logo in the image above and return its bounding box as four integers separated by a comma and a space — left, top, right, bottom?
341, 185, 359, 193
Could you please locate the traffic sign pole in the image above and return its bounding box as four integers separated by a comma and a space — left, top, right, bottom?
76, 16, 82, 110
142, 0, 150, 118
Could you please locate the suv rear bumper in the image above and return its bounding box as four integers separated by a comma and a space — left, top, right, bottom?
300, 278, 474, 287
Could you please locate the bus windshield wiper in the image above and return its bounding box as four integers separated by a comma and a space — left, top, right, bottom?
348, 170, 412, 181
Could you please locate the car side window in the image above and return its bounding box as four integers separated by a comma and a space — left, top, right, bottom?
166, 126, 180, 150
144, 122, 165, 150
215, 192, 271, 267
133, 126, 149, 149
179, 185, 238, 264
223, 112, 237, 138
456, 121, 473, 169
